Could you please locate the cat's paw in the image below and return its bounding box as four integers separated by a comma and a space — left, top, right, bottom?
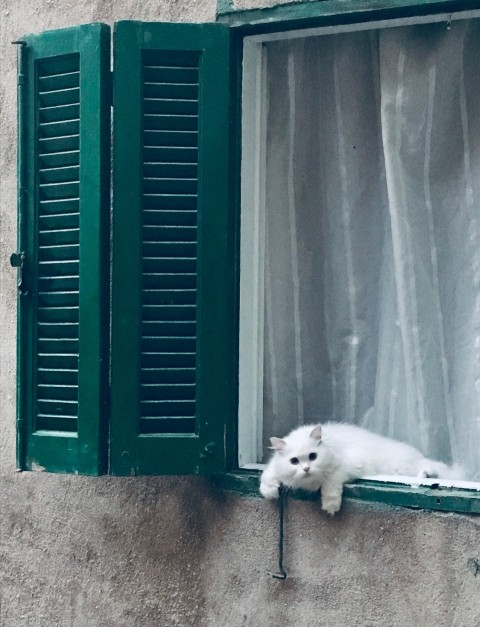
321, 495, 342, 515
260, 481, 280, 499
417, 465, 438, 479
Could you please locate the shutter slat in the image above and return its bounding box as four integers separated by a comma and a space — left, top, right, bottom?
142, 273, 196, 290
141, 337, 196, 352
38, 353, 78, 369
38, 290, 79, 308
141, 367, 196, 383
38, 278, 79, 293
144, 83, 198, 100
142, 321, 196, 336
39, 227, 79, 246
143, 130, 198, 148
39, 305, 79, 322
143, 225, 197, 242
38, 322, 79, 338
143, 195, 197, 211
142, 303, 196, 319
39, 71, 80, 92
37, 399, 78, 415
38, 56, 79, 76
141, 383, 196, 400
39, 264, 79, 279
39, 184, 79, 201
39, 103, 80, 124
38, 338, 79, 353
143, 178, 198, 194
143, 49, 201, 67
39, 199, 79, 215
143, 146, 198, 163
37, 368, 78, 385
38, 243, 79, 261
39, 87, 80, 107
39, 117, 79, 135
39, 165, 79, 184
144, 98, 198, 116
38, 135, 79, 154
36, 416, 78, 432
141, 400, 195, 416
39, 213, 79, 230
39, 151, 80, 169
141, 353, 197, 368
143, 66, 199, 83
140, 417, 196, 434
142, 241, 196, 257
144, 114, 198, 132
143, 210, 197, 227
144, 162, 197, 178
142, 288, 196, 305
37, 383, 78, 400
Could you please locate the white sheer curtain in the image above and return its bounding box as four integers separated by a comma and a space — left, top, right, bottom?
262, 19, 480, 478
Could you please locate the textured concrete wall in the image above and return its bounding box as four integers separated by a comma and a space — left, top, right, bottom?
2, 2, 480, 626
231, 0, 302, 11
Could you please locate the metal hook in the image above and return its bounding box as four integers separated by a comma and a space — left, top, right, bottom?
267, 484, 288, 580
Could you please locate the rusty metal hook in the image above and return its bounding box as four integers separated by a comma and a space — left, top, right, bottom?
267, 484, 287, 580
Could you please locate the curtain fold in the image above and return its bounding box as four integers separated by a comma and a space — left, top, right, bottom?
262, 20, 480, 478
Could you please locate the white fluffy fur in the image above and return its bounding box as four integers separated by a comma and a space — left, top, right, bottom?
260, 423, 465, 515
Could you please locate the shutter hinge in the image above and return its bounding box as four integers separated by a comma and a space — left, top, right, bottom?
10, 251, 28, 296
200, 442, 216, 460
10, 251, 24, 268
12, 41, 26, 87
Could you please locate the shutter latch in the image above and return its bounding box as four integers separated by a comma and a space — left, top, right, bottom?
200, 441, 216, 460
10, 251, 28, 296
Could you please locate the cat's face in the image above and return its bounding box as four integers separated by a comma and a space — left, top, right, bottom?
270, 425, 329, 489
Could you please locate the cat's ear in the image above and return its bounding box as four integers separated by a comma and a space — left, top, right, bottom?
309, 425, 323, 442
270, 437, 287, 451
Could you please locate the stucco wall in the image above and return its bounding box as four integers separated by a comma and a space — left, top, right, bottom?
230, 0, 300, 10
2, 2, 480, 626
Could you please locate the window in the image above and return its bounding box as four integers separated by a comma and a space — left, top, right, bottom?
12, 2, 480, 512
238, 12, 480, 485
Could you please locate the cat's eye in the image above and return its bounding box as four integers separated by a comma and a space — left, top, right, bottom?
290, 457, 299, 465
309, 452, 317, 461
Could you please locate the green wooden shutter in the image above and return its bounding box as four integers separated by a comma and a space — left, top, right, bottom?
111, 21, 236, 475
16, 24, 110, 474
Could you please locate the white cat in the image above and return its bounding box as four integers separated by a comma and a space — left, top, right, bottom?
259, 423, 465, 515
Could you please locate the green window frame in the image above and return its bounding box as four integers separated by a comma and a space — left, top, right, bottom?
215, 0, 480, 515
12, 0, 480, 514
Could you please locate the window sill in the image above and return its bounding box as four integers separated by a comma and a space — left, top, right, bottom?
212, 470, 480, 514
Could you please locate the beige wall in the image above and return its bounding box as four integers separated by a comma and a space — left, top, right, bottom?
232, 0, 299, 9
2, 2, 480, 626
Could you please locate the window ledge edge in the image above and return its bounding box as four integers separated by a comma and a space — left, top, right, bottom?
212, 470, 480, 514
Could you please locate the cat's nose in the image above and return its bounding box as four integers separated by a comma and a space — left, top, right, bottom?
302, 466, 310, 473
